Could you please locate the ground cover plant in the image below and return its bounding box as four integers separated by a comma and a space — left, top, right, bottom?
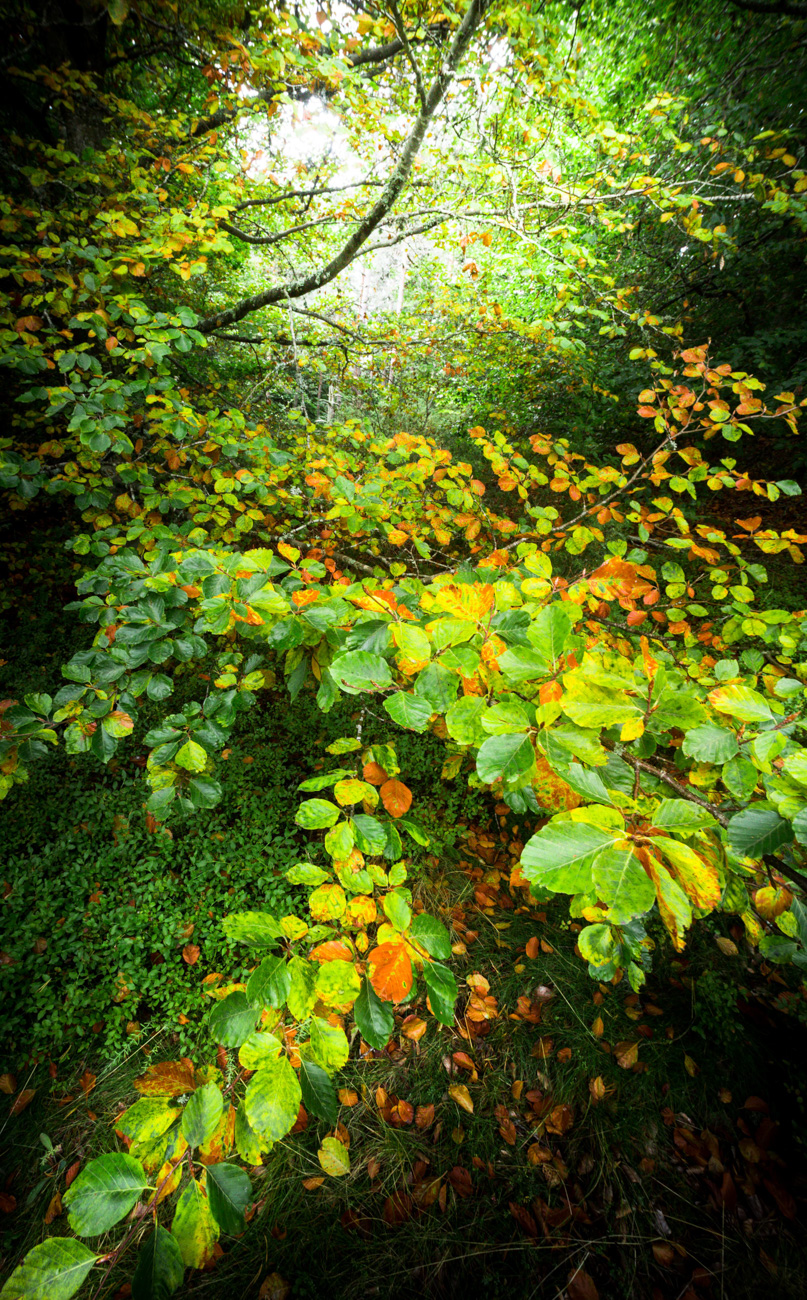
1, 0, 807, 1296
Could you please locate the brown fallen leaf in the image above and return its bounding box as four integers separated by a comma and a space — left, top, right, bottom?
684, 1054, 699, 1077
567, 1266, 600, 1300
415, 1103, 435, 1129
79, 1070, 96, 1096
338, 1088, 358, 1107
10, 1089, 35, 1116
545, 1104, 574, 1135
448, 1165, 473, 1198
0, 1074, 16, 1095
44, 1191, 62, 1224
527, 1143, 553, 1165
525, 937, 539, 959
614, 1041, 639, 1070
383, 1191, 413, 1225
182, 944, 201, 965
301, 1177, 324, 1190
0, 1193, 17, 1213
258, 1274, 291, 1300
65, 1160, 82, 1188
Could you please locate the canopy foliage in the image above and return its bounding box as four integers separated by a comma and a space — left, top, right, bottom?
1, 0, 807, 1291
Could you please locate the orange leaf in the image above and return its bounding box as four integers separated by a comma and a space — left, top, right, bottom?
338, 1088, 359, 1107
415, 1103, 435, 1129
525, 937, 539, 959
79, 1070, 96, 1096
0, 1074, 17, 1094
183, 944, 201, 965
0, 1193, 17, 1214
362, 762, 388, 786
134, 1059, 197, 1096
310, 940, 353, 964
367, 942, 413, 1002
545, 1103, 574, 1134
379, 779, 412, 819
65, 1160, 82, 1188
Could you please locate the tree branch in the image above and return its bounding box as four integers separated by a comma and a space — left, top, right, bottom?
726, 0, 807, 15
195, 0, 492, 335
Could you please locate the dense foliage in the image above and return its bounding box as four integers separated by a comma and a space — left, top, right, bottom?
1, 0, 807, 1295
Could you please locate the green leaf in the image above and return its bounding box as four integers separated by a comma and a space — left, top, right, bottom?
528, 603, 573, 667
578, 923, 615, 969
246, 956, 291, 1009
187, 776, 221, 809
317, 1135, 350, 1177
206, 1163, 252, 1235
423, 960, 458, 1026
498, 647, 551, 684
562, 691, 643, 729
410, 913, 451, 959
354, 976, 394, 1048
521, 821, 616, 893
315, 960, 361, 1006
295, 799, 341, 829
0, 1239, 97, 1300
234, 1105, 266, 1165
238, 1031, 283, 1071
63, 1153, 149, 1237
285, 862, 330, 886
244, 1056, 302, 1141
286, 956, 318, 1019
309, 1017, 350, 1073
708, 684, 774, 724
117, 1099, 181, 1146
722, 755, 758, 800
476, 733, 535, 785
382, 890, 412, 933
444, 695, 487, 745
181, 1083, 223, 1149
208, 992, 257, 1048
728, 808, 792, 859
351, 814, 387, 854
298, 770, 354, 792
652, 799, 718, 832
171, 1179, 219, 1269
175, 739, 207, 772
681, 726, 739, 764
329, 651, 392, 694
222, 911, 283, 946
383, 692, 433, 732
131, 1226, 184, 1300
299, 1059, 338, 1125
592, 848, 656, 924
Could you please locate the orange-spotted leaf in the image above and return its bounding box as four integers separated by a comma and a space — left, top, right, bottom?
367, 942, 413, 1002
379, 779, 412, 819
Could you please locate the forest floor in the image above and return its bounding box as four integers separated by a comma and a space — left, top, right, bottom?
1, 527, 807, 1300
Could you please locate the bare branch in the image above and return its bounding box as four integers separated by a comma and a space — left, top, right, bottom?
196, 0, 492, 335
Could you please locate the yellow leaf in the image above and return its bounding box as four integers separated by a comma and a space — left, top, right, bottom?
448, 1083, 474, 1114
620, 716, 645, 741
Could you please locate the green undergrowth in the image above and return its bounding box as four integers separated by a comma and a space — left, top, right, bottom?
2, 551, 807, 1298
2, 851, 806, 1299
